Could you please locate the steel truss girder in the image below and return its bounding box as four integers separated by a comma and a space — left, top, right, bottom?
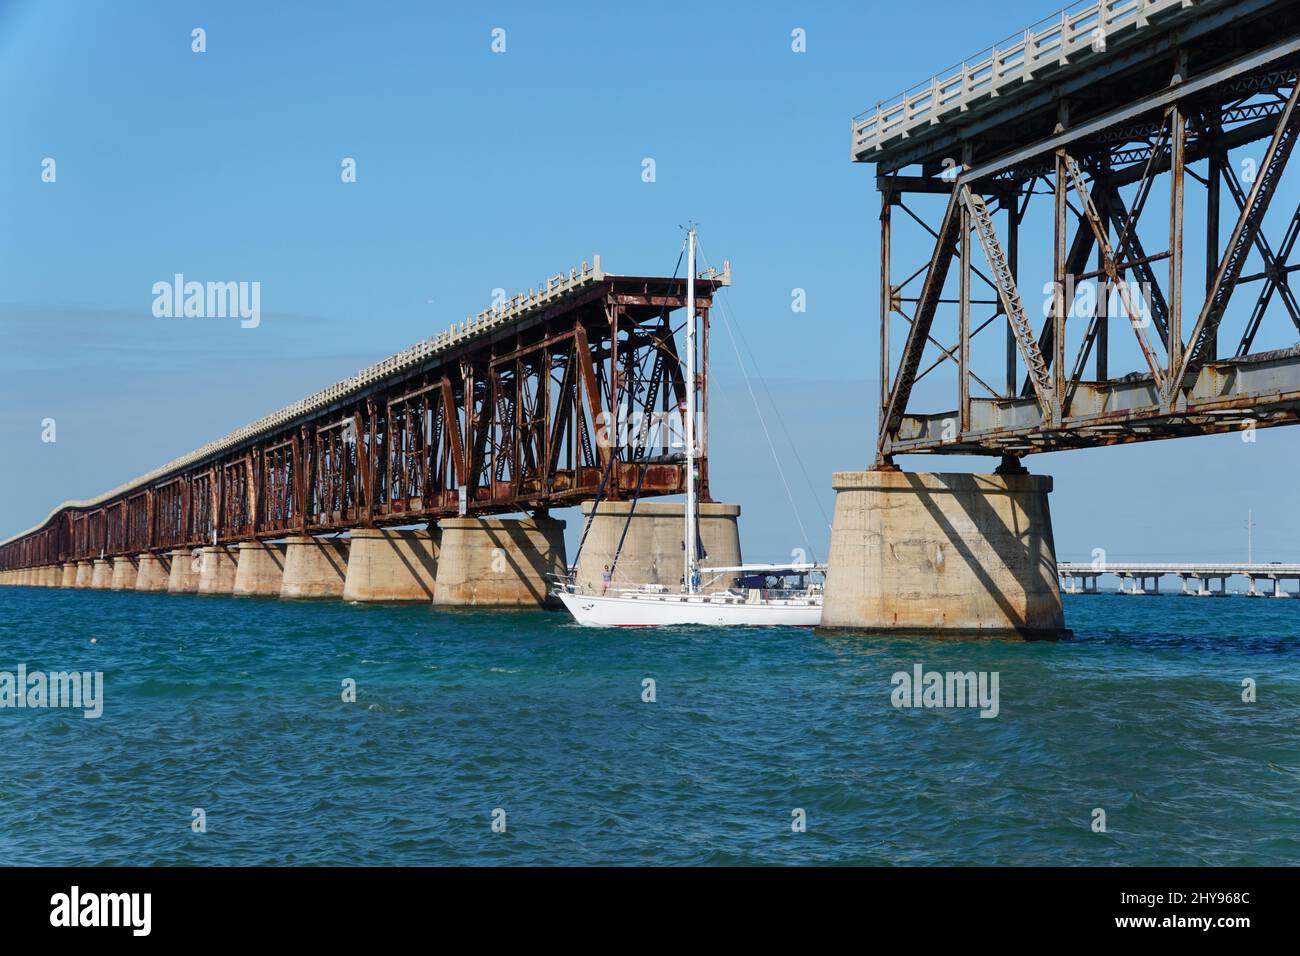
876, 33, 1300, 463
0, 279, 716, 568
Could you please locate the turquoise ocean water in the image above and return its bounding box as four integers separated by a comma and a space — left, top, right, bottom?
0, 587, 1297, 866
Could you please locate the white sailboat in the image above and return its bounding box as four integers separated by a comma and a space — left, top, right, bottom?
554, 228, 824, 628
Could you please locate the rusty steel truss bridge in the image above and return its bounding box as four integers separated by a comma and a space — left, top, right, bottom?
0, 257, 729, 571
859, 0, 1300, 464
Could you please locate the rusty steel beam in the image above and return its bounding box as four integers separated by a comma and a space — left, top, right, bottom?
872, 10, 1300, 463
0, 271, 724, 570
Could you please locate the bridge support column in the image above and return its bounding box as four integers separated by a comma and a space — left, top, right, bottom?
110, 555, 139, 590
821, 469, 1068, 639
573, 501, 742, 593
135, 552, 170, 591
343, 528, 440, 602
433, 516, 566, 607
280, 536, 348, 599
197, 546, 238, 595
74, 560, 94, 588
167, 549, 200, 593
233, 541, 288, 597
59, 563, 77, 588
90, 558, 112, 590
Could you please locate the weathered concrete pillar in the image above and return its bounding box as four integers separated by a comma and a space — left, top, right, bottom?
90, 558, 113, 590
35, 566, 53, 587
342, 528, 440, 602
74, 560, 94, 588
167, 549, 201, 593
822, 469, 1068, 640
134, 552, 170, 591
573, 501, 742, 592
59, 563, 77, 588
433, 516, 566, 607
197, 546, 238, 595
110, 555, 139, 590
280, 536, 348, 599
233, 541, 288, 597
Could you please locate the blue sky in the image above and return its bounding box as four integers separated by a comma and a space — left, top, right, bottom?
0, 0, 1296, 565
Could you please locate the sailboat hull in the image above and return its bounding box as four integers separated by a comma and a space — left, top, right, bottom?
556, 589, 821, 627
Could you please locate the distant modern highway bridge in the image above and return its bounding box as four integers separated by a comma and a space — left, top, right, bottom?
1058, 561, 1300, 595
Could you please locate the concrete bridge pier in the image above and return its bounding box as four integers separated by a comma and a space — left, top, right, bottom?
572, 500, 743, 593
1248, 574, 1293, 598
1061, 573, 1100, 594
280, 536, 349, 599
135, 552, 171, 591
57, 563, 76, 588
167, 549, 201, 593
110, 556, 138, 590
433, 516, 566, 607
110, 555, 139, 590
233, 541, 288, 597
90, 558, 112, 590
197, 546, 238, 595
74, 560, 94, 588
821, 468, 1068, 640
343, 528, 440, 602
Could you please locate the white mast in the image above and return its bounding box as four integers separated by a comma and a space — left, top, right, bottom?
684, 227, 698, 594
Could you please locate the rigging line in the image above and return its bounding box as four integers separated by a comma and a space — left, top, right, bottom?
697, 242, 832, 535
696, 241, 820, 563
